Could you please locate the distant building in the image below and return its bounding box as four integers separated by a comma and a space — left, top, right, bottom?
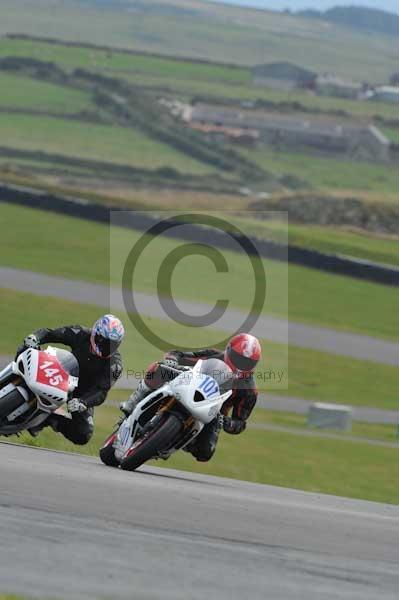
252, 62, 316, 91
389, 73, 399, 86
188, 103, 390, 162
190, 123, 259, 146
315, 75, 363, 100
372, 86, 399, 104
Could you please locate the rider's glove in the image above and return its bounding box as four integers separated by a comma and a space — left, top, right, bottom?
15, 334, 40, 360
24, 334, 40, 350
163, 356, 179, 369
223, 416, 246, 434
67, 398, 87, 414
120, 401, 131, 416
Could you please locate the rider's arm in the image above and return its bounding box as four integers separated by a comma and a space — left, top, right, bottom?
81, 353, 123, 408
15, 325, 84, 359
80, 387, 108, 409
164, 348, 222, 366
223, 387, 258, 435
33, 325, 87, 349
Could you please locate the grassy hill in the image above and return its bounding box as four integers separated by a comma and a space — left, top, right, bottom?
1, 0, 399, 81
0, 37, 399, 249
2, 39, 399, 199
300, 6, 399, 37
0, 72, 92, 113
0, 53, 270, 190
0, 112, 214, 174
4, 36, 399, 122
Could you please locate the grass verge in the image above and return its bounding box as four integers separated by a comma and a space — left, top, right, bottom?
221, 214, 399, 267
1, 288, 399, 409
2, 202, 399, 340
250, 407, 399, 443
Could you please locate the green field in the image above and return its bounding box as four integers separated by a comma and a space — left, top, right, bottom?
1, 287, 399, 408
383, 127, 399, 144
2, 37, 399, 197
0, 38, 250, 85
281, 222, 399, 266
122, 70, 399, 122
1, 1, 399, 82
8, 403, 399, 505
231, 216, 399, 267
241, 147, 399, 194
4, 103, 399, 195
0, 72, 92, 114
2, 202, 399, 340
0, 113, 212, 174
2, 37, 399, 124
249, 408, 399, 443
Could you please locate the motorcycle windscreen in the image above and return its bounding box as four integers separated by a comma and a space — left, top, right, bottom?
52, 349, 79, 377
198, 358, 234, 393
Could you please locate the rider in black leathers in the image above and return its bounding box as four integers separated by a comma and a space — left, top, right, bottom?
16, 316, 124, 445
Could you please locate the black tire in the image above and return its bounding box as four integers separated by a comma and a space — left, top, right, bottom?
0, 387, 26, 420
120, 413, 182, 472
99, 432, 119, 467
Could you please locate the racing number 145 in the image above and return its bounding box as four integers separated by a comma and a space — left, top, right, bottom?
39, 361, 64, 386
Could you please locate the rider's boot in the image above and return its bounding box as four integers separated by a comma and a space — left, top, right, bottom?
28, 414, 59, 437
206, 414, 224, 455
185, 414, 223, 461
120, 380, 151, 416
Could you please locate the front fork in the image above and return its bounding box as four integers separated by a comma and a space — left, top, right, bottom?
0, 362, 16, 387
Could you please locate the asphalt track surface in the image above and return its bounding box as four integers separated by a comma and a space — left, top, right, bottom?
2, 266, 399, 366
1, 443, 399, 600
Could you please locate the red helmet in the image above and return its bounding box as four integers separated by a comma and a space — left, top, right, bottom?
224, 333, 261, 375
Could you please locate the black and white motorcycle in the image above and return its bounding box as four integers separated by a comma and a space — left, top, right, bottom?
100, 358, 233, 471
0, 346, 79, 436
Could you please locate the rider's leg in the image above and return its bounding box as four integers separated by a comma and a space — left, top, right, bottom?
121, 362, 177, 416
27, 409, 94, 445
189, 415, 223, 462
120, 379, 152, 415
51, 409, 94, 445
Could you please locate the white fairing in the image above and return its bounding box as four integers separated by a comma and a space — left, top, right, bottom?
15, 347, 78, 412
168, 360, 232, 422
114, 360, 231, 461
0, 347, 79, 435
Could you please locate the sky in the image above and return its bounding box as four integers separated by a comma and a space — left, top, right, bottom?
208, 1, 399, 14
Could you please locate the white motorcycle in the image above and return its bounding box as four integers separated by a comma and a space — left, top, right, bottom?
0, 346, 79, 436
100, 358, 233, 471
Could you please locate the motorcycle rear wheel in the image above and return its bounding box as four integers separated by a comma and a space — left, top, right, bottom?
120, 413, 182, 472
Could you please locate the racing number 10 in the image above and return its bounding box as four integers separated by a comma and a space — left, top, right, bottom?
198, 376, 219, 398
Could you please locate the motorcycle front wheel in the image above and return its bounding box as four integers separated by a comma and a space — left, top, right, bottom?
120, 413, 182, 472
99, 431, 119, 467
